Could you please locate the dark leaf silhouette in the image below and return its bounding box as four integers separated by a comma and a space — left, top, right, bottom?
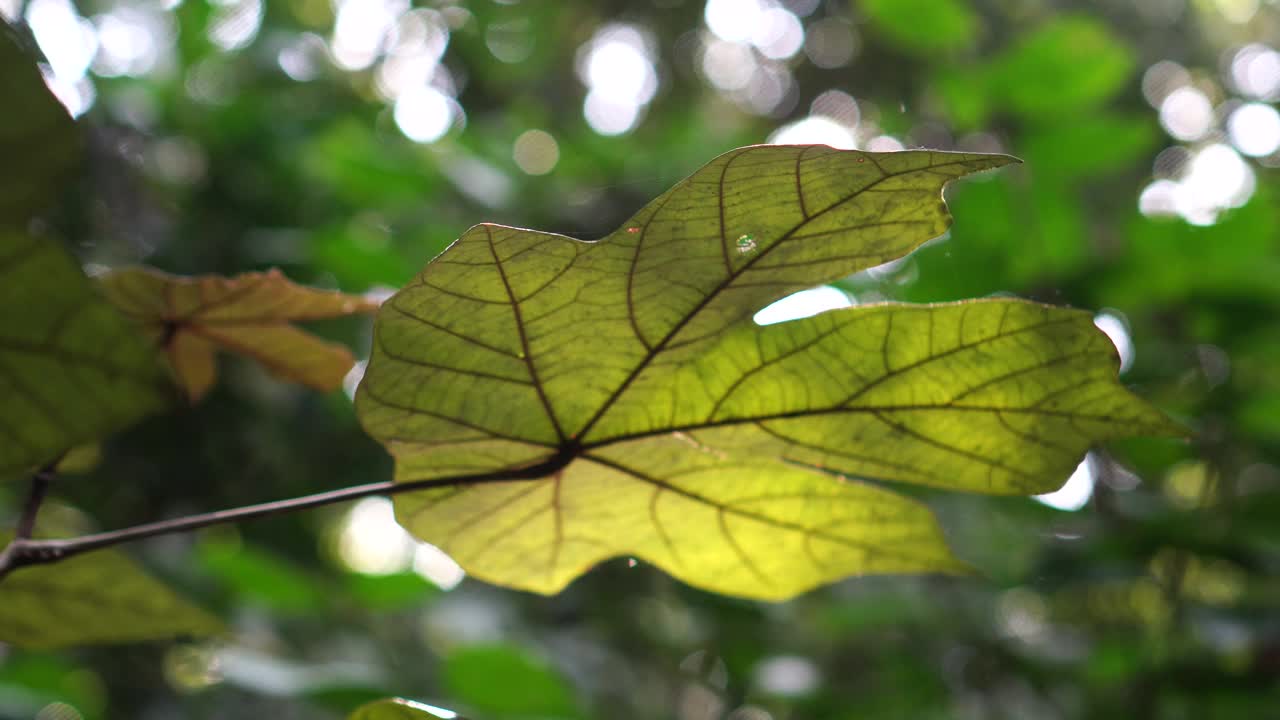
0, 233, 172, 478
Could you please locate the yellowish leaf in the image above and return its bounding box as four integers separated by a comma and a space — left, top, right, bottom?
98, 268, 379, 401
357, 146, 1181, 600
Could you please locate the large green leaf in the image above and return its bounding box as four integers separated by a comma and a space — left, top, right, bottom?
356, 145, 1178, 600
0, 532, 221, 649
0, 233, 173, 477
0, 20, 80, 226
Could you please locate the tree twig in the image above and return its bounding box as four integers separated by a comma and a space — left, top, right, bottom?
14, 458, 59, 540
0, 457, 62, 582
0, 445, 575, 582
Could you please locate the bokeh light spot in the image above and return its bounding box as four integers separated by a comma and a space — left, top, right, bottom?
331, 0, 407, 71
394, 85, 457, 143
768, 116, 856, 148
584, 90, 641, 136
803, 18, 856, 69
1227, 102, 1280, 157
1141, 60, 1190, 107
752, 7, 804, 60
512, 129, 560, 175
577, 24, 657, 136
701, 38, 757, 91
704, 0, 764, 44
93, 7, 170, 78
485, 17, 533, 63
810, 89, 859, 125
208, 0, 262, 52
753, 655, 819, 696
1229, 44, 1280, 99
1158, 86, 1213, 141
278, 33, 327, 81
866, 135, 904, 151
35, 704, 83, 720
338, 497, 415, 574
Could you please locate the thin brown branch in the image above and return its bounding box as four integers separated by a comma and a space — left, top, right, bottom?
0, 457, 62, 582
0, 446, 575, 582
14, 458, 59, 540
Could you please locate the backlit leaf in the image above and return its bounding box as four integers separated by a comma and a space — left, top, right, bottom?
0, 532, 222, 649
357, 145, 1179, 600
0, 233, 172, 478
0, 21, 80, 226
97, 267, 380, 401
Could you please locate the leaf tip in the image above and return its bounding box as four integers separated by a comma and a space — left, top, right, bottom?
974, 152, 1023, 171
1152, 412, 1195, 440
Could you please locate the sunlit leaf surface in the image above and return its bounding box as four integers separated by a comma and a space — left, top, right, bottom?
98, 268, 379, 401
0, 21, 80, 226
0, 533, 221, 649
0, 233, 172, 477
356, 145, 1179, 600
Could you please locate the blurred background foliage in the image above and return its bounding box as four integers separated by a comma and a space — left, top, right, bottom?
1, 0, 1279, 717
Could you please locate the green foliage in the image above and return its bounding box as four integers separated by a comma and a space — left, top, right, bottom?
930, 16, 1134, 129
2, 1, 1275, 718
858, 0, 977, 55
357, 146, 1176, 599
988, 17, 1134, 120
0, 234, 172, 478
0, 23, 79, 226
443, 644, 579, 719
0, 532, 220, 649
196, 537, 327, 613
1104, 187, 1280, 306
0, 24, 169, 478
1022, 115, 1159, 181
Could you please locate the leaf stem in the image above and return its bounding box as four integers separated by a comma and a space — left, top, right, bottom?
0, 447, 574, 582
